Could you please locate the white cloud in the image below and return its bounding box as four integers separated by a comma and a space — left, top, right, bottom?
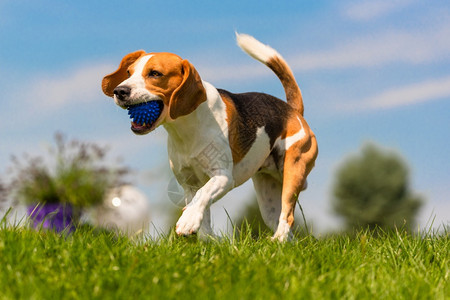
24, 63, 113, 111
7, 23, 450, 121
343, 76, 450, 112
0, 62, 116, 136
292, 26, 450, 71
0, 62, 115, 130
344, 0, 416, 21
197, 62, 266, 83
200, 25, 450, 82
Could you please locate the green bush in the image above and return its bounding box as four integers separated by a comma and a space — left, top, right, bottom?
332, 143, 423, 231
7, 133, 129, 208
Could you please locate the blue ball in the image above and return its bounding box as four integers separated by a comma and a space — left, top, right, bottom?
127, 101, 163, 126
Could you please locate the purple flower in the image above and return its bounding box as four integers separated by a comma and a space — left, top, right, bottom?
27, 203, 74, 233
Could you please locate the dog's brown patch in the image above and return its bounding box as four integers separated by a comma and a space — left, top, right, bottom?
280, 132, 318, 227
281, 114, 304, 139
102, 50, 146, 97
220, 92, 246, 163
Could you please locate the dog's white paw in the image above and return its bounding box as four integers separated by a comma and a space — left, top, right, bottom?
176, 205, 204, 236
271, 220, 293, 242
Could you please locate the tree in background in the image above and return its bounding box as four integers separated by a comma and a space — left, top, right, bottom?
234, 197, 271, 238
235, 196, 310, 238
0, 180, 6, 211
332, 143, 423, 231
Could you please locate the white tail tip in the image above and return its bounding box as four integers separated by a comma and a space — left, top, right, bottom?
235, 32, 281, 64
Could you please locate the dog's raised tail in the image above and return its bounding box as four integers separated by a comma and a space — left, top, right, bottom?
236, 33, 304, 115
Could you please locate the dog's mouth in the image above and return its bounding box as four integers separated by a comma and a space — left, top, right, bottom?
127, 100, 164, 134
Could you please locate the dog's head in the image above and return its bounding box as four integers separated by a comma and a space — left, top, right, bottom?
102, 51, 207, 135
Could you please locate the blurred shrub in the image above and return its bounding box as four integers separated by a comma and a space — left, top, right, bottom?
7, 132, 129, 208
332, 143, 423, 231
0, 180, 7, 210
234, 197, 271, 238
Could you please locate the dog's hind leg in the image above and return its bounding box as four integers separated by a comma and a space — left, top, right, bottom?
198, 207, 215, 238
252, 173, 282, 233
273, 137, 317, 242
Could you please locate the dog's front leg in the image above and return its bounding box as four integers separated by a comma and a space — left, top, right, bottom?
176, 173, 233, 236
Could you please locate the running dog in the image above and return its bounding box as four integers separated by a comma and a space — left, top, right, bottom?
102, 33, 318, 241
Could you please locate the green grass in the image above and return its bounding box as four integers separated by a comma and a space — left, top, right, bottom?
0, 220, 448, 300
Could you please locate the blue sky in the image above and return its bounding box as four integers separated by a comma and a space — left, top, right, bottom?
1, 0, 449, 233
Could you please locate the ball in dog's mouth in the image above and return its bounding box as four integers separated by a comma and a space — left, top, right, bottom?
127, 100, 164, 134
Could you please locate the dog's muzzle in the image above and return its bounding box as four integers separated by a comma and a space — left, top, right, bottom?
114, 86, 131, 102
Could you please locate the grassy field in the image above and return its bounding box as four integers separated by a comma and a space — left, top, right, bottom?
0, 220, 448, 300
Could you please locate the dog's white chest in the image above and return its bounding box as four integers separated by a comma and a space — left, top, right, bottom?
165, 86, 233, 187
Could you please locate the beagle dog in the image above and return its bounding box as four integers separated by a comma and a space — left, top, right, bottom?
102, 33, 318, 241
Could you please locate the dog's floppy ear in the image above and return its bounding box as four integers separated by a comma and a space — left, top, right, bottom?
102, 50, 146, 97
169, 60, 207, 119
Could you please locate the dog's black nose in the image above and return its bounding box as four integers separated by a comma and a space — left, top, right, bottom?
114, 86, 131, 101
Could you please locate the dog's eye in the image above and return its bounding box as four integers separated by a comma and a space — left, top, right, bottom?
149, 70, 163, 78
126, 70, 131, 78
